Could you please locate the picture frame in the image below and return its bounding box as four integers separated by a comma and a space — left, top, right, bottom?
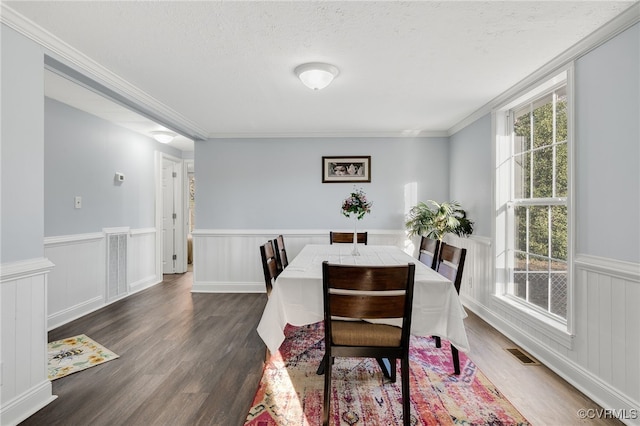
322, 156, 371, 183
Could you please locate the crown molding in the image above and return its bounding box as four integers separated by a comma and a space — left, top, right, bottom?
205, 130, 449, 139
448, 2, 640, 136
1, 4, 209, 141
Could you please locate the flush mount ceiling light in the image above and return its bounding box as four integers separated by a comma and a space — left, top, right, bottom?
294, 62, 339, 90
150, 130, 177, 144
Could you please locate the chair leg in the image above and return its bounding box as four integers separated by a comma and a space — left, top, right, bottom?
317, 354, 336, 375
452, 345, 460, 375
401, 354, 411, 426
323, 355, 333, 426
317, 354, 326, 375
375, 358, 395, 381
390, 358, 397, 383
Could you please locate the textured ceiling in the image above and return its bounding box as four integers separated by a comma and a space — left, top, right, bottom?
4, 1, 638, 151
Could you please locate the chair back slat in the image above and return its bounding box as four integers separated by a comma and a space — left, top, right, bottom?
274, 234, 289, 271
329, 231, 368, 245
418, 236, 440, 270
259, 240, 279, 295
437, 243, 467, 294
436, 262, 457, 282
329, 294, 407, 319
326, 264, 409, 291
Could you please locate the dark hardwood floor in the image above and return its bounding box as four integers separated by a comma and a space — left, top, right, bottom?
21, 270, 620, 425
21, 271, 267, 426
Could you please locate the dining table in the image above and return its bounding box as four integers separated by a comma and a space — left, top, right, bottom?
256, 244, 470, 355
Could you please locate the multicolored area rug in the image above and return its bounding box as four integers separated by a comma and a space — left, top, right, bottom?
245, 323, 529, 425
47, 334, 119, 380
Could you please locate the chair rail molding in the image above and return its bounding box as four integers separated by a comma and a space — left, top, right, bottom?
574, 253, 640, 283
43, 232, 104, 247
0, 257, 55, 282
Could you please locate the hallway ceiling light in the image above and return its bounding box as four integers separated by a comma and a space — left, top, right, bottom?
294, 62, 339, 91
150, 131, 177, 144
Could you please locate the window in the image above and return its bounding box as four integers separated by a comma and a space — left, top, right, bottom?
495, 70, 572, 330
512, 86, 568, 319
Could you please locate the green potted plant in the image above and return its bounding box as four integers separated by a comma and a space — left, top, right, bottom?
405, 200, 474, 240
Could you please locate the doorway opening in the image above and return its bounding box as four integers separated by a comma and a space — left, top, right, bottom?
157, 152, 187, 275
187, 160, 195, 272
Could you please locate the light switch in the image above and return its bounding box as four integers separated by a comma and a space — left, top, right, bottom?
75, 196, 82, 209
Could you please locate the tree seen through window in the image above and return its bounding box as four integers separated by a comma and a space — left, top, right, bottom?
511, 86, 568, 319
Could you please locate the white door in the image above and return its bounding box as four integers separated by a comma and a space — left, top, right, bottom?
162, 158, 178, 273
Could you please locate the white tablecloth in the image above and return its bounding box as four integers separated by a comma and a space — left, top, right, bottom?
256, 244, 470, 354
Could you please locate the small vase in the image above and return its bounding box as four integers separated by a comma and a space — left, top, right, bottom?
352, 216, 360, 256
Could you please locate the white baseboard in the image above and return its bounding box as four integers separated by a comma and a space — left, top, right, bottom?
461, 296, 640, 426
129, 275, 161, 293
0, 380, 57, 426
46, 276, 163, 330
191, 281, 265, 293
47, 295, 103, 330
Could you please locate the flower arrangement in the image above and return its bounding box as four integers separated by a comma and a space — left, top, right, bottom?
341, 187, 372, 220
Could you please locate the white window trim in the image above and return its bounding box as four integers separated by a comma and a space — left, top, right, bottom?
493, 64, 576, 349
492, 294, 574, 348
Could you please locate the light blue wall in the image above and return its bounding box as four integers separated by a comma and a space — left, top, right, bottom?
195, 137, 450, 230
449, 114, 492, 238
44, 98, 182, 236
575, 23, 640, 263
449, 23, 640, 263
1, 25, 45, 263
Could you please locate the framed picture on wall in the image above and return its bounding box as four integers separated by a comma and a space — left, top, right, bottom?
322, 156, 371, 183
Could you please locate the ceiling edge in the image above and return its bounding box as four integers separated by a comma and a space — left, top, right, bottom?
447, 1, 640, 137
1, 3, 209, 141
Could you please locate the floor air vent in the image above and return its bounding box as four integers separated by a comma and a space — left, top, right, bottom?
505, 348, 540, 365
105, 228, 129, 302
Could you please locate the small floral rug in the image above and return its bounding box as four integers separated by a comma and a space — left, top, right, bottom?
47, 334, 119, 380
245, 323, 530, 425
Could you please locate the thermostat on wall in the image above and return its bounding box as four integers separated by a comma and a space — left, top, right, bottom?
115, 172, 125, 182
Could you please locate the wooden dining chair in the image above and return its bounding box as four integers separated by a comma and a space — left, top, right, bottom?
434, 242, 467, 375
418, 236, 440, 270
259, 240, 279, 296
329, 231, 368, 245
274, 234, 289, 272
321, 261, 416, 426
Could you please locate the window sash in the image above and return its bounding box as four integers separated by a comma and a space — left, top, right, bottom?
507, 84, 568, 320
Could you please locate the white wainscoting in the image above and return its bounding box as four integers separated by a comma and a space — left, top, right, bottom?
1, 258, 57, 426
45, 233, 104, 329
129, 228, 159, 292
191, 229, 407, 293
452, 234, 640, 426
44, 228, 161, 330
